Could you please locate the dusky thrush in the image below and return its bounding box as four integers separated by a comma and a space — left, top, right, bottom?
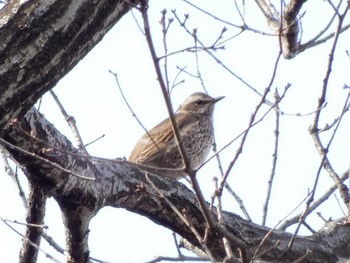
129, 92, 224, 179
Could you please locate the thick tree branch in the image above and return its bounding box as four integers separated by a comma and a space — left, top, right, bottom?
281, 0, 307, 58
2, 108, 348, 262
0, 0, 137, 131
19, 185, 47, 263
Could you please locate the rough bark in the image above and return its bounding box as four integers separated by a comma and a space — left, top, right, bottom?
2, 108, 349, 262
0, 0, 136, 132
255, 0, 307, 59
19, 186, 47, 263
1, 1, 350, 263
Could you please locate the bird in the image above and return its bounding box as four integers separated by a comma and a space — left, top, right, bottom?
129, 92, 224, 179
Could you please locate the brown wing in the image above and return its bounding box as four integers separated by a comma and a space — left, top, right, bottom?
129, 113, 199, 165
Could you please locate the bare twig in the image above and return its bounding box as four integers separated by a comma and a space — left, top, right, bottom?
212, 177, 235, 262
140, 1, 191, 171
0, 216, 62, 263
145, 255, 209, 263
7, 127, 189, 179
160, 9, 172, 93
279, 171, 349, 230
253, 240, 281, 261
170, 66, 186, 93
0, 138, 95, 181
172, 9, 270, 104
172, 232, 182, 257
2, 218, 47, 229
139, 0, 215, 231
301, 1, 340, 46
217, 52, 284, 194
83, 134, 105, 149
140, 1, 247, 257
334, 194, 347, 217
145, 174, 215, 262
109, 70, 180, 168
310, 92, 350, 204
50, 90, 89, 156
183, 0, 274, 35
192, 30, 209, 94
291, 249, 312, 263
42, 232, 65, 255
280, 103, 327, 117
261, 90, 281, 226
297, 7, 350, 251
212, 141, 252, 221
130, 9, 145, 35
253, 191, 312, 259
108, 70, 150, 135
0, 149, 28, 208
290, 88, 348, 248
224, 183, 252, 222
298, 23, 350, 55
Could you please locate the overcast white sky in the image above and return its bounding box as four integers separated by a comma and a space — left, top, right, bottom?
1, 1, 349, 262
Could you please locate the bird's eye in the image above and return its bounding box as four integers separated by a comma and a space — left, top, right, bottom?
195, 100, 207, 105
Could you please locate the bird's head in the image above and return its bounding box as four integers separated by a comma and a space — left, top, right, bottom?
178, 92, 224, 114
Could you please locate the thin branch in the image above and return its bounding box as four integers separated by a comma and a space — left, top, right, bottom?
108, 70, 150, 134
224, 183, 252, 222
145, 255, 209, 263
83, 134, 105, 149
139, 0, 217, 233
311, 92, 350, 204
298, 9, 350, 251
212, 178, 235, 262
302, 0, 340, 45
0, 149, 28, 208
280, 102, 327, 117
0, 216, 62, 263
183, 0, 275, 35
2, 218, 47, 229
290, 79, 348, 251
217, 52, 284, 193
291, 249, 312, 263
109, 70, 178, 168
130, 9, 145, 35
253, 191, 312, 260
201, 83, 289, 172
42, 233, 65, 255
172, 232, 183, 257
170, 66, 186, 94
0, 138, 95, 181
261, 90, 281, 226
298, 23, 350, 54
49, 90, 89, 156
145, 174, 215, 262
1, 149, 77, 261
160, 9, 172, 93
279, 171, 349, 230
192, 30, 209, 94
172, 9, 271, 104
334, 193, 347, 217
140, 1, 191, 171
8, 126, 190, 179
254, 0, 280, 29
212, 141, 252, 221
157, 44, 224, 61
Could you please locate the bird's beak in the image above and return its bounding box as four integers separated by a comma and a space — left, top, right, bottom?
213, 96, 225, 104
